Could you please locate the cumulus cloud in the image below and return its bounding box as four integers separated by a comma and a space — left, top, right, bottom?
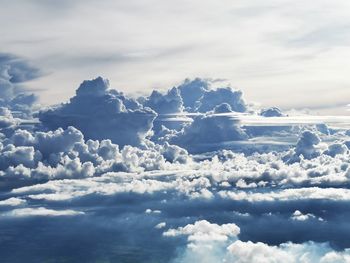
164, 220, 240, 263
164, 220, 350, 263
170, 112, 248, 153
291, 210, 322, 221
177, 78, 209, 111
171, 78, 247, 113
1, 73, 350, 262
219, 187, 350, 202
1, 127, 189, 181
142, 86, 185, 133
0, 53, 40, 115
227, 241, 350, 263
324, 143, 348, 157
260, 107, 284, 117
163, 220, 240, 243
196, 87, 246, 113
283, 130, 323, 163
0, 107, 17, 130
0, 135, 349, 261
39, 77, 157, 147
295, 131, 322, 159
142, 87, 183, 114
10, 126, 84, 158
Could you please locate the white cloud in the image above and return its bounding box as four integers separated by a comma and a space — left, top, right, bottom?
219, 187, 350, 202
3, 207, 84, 217
227, 241, 350, 263
164, 220, 350, 263
291, 210, 317, 221
0, 76, 349, 262
0, 197, 26, 206
163, 220, 240, 244
155, 222, 166, 229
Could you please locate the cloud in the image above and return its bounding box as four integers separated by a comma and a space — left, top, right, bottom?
0, 107, 17, 130
2, 207, 84, 217
151, 78, 247, 114
163, 220, 240, 243
177, 78, 209, 111
196, 87, 246, 113
11, 126, 84, 158
39, 77, 157, 147
260, 107, 284, 117
324, 143, 348, 157
170, 110, 248, 153
0, 53, 41, 84
1, 69, 350, 262
155, 222, 166, 229
0, 138, 349, 261
0, 53, 41, 114
164, 220, 350, 263
0, 144, 40, 170
0, 197, 26, 206
227, 240, 350, 263
142, 87, 183, 114
283, 130, 322, 163
219, 187, 350, 202
290, 210, 320, 221
164, 220, 240, 263
295, 130, 322, 159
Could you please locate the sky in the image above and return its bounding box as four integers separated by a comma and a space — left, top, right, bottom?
1, 2, 350, 261
1, 0, 350, 114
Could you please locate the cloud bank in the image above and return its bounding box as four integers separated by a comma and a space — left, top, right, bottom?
0, 73, 350, 262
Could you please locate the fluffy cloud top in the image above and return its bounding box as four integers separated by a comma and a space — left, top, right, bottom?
143, 87, 183, 114
37, 77, 251, 153
164, 220, 240, 243
171, 78, 247, 113
227, 241, 350, 263
164, 220, 350, 263
295, 131, 322, 159
260, 107, 284, 117
39, 77, 157, 147
177, 78, 209, 111
196, 87, 246, 113
0, 107, 17, 130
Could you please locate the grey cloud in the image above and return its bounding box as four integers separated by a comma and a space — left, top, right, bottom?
39, 77, 157, 147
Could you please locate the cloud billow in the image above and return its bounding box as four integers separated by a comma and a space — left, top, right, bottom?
39, 77, 157, 147
1, 73, 350, 262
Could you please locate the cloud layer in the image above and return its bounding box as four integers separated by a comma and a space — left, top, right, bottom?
0, 74, 349, 262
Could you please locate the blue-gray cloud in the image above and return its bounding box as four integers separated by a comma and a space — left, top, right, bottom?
0, 71, 349, 262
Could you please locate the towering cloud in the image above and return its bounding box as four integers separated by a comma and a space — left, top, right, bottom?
39, 77, 157, 147
177, 78, 209, 111
196, 87, 246, 113
295, 131, 322, 159
143, 87, 183, 114
176, 78, 247, 113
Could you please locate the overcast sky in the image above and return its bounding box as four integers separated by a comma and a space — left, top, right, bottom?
1, 0, 350, 114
